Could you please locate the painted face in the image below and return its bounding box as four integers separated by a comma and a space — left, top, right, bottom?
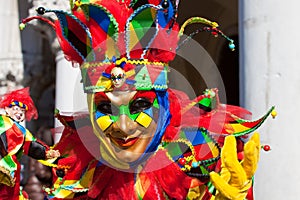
5, 105, 26, 122
111, 67, 126, 88
90, 90, 160, 165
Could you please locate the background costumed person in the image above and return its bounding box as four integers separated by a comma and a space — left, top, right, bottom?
20, 0, 275, 199
0, 87, 60, 200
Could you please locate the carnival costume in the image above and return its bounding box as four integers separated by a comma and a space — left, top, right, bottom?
21, 0, 275, 199
0, 88, 59, 199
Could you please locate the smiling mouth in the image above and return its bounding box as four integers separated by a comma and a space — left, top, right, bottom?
109, 136, 139, 148
15, 115, 22, 120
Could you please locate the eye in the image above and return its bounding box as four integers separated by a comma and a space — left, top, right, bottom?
96, 102, 119, 115
130, 98, 152, 114
97, 102, 112, 115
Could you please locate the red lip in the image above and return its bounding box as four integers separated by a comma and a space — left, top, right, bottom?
113, 137, 139, 147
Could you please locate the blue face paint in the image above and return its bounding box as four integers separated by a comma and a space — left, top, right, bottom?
129, 91, 171, 167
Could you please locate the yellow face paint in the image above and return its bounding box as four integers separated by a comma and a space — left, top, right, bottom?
95, 103, 155, 130
135, 112, 152, 128
96, 115, 113, 131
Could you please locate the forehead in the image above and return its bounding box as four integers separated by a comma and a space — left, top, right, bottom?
6, 105, 26, 111
106, 91, 137, 106
111, 67, 125, 75
94, 91, 157, 105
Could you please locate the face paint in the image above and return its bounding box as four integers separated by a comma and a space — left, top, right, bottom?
5, 105, 26, 123
95, 95, 159, 131
111, 67, 126, 88
91, 91, 161, 164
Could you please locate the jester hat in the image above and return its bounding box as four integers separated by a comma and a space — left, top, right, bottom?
20, 0, 235, 93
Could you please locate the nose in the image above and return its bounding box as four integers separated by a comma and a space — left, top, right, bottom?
16, 110, 24, 116
114, 115, 137, 135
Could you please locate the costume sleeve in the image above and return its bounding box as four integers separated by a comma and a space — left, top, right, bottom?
23, 130, 49, 160
0, 133, 8, 158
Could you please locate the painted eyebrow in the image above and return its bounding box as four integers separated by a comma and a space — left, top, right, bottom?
94, 92, 110, 104
131, 91, 156, 102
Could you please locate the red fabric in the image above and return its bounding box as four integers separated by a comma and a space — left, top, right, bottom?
247, 186, 254, 200
86, 150, 200, 200
147, 23, 180, 63
6, 124, 25, 153
88, 166, 136, 199
0, 183, 19, 200
55, 20, 84, 64
0, 155, 21, 200
144, 150, 197, 199
53, 114, 99, 183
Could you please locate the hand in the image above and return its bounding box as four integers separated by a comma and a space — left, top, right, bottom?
46, 149, 61, 159
210, 132, 260, 200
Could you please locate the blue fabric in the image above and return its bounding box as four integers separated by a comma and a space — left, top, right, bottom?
158, 0, 175, 28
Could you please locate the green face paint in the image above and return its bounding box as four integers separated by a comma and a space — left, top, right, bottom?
110, 104, 140, 122
94, 95, 159, 129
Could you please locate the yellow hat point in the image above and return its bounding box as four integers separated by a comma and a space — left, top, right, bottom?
74, 0, 82, 7
19, 23, 26, 31
271, 109, 277, 119
211, 22, 219, 28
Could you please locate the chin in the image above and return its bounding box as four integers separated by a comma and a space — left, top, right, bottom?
115, 152, 141, 163
110, 141, 146, 163
13, 117, 24, 123
106, 136, 153, 165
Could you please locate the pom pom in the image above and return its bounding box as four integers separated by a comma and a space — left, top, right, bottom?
262, 145, 271, 151
162, 0, 169, 9
36, 7, 46, 15
229, 42, 235, 51
271, 109, 277, 118
19, 23, 26, 30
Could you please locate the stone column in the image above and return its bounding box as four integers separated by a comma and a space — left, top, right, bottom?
239, 1, 300, 199
28, 0, 88, 143
54, 50, 87, 143
0, 0, 23, 94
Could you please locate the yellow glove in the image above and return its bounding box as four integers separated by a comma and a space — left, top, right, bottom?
210, 132, 260, 200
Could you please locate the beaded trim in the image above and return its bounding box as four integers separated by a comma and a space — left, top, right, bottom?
160, 127, 221, 177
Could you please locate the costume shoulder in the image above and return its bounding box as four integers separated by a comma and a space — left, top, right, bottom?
161, 88, 275, 183
46, 111, 99, 199
0, 115, 26, 187
0, 115, 26, 156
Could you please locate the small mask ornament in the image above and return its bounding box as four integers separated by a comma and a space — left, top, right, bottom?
111, 67, 126, 88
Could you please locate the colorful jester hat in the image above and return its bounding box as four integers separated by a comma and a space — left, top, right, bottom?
20, 0, 235, 93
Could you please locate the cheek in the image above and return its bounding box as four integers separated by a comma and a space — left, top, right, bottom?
135, 112, 152, 128
134, 106, 158, 128
95, 112, 114, 132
